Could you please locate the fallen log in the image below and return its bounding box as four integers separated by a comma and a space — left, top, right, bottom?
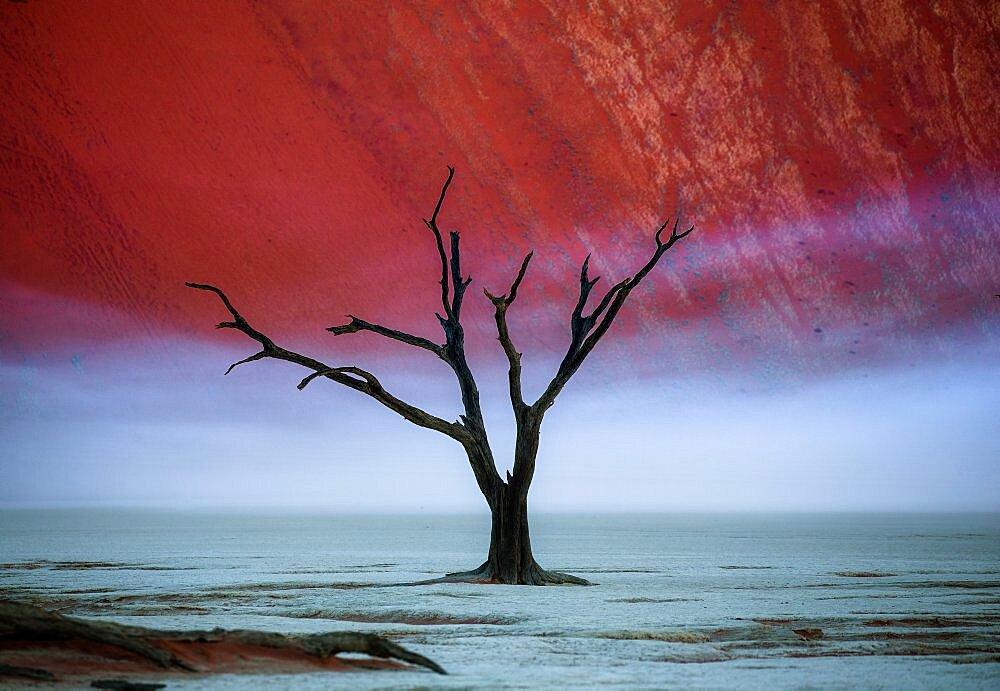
0, 599, 445, 684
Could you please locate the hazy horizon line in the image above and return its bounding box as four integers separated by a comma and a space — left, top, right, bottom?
2, 503, 997, 515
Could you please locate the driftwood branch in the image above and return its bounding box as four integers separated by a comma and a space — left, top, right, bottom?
0, 599, 446, 676
185, 282, 468, 443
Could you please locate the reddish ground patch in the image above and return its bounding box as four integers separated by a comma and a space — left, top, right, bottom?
863, 617, 986, 628
792, 628, 825, 640
0, 637, 410, 682
1, 638, 156, 677
155, 639, 405, 673
0, 600, 444, 684
833, 571, 897, 578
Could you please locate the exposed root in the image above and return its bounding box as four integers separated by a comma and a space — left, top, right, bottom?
401, 561, 591, 586
530, 567, 591, 586
398, 561, 496, 586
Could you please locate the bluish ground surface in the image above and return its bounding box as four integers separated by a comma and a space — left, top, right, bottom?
2, 511, 998, 688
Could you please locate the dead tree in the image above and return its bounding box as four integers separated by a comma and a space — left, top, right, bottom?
188, 168, 693, 585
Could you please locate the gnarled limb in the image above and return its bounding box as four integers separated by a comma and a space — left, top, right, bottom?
485, 251, 540, 501
0, 599, 446, 675
327, 316, 445, 359
297, 366, 381, 391
185, 282, 468, 444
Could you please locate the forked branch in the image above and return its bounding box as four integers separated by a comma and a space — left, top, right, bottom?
324, 167, 470, 361
185, 282, 468, 442
535, 218, 694, 410
485, 251, 534, 413
419, 169, 491, 436
423, 166, 473, 324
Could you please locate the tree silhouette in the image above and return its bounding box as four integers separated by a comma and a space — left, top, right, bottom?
188, 168, 693, 585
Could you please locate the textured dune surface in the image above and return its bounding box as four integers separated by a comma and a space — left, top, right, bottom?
2, 1, 997, 371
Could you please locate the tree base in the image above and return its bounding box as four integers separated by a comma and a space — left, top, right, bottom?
407, 560, 591, 586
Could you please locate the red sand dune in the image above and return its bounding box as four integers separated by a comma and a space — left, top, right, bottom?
1, 1, 997, 365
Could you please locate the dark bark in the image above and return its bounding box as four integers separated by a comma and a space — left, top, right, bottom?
188, 168, 693, 586
480, 482, 589, 586
0, 600, 445, 676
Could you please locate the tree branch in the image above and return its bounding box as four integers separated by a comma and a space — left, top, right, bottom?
327, 316, 445, 358
507, 250, 532, 302
297, 365, 382, 391
424, 166, 456, 321
224, 351, 266, 375
567, 254, 602, 352
533, 218, 694, 411
186, 282, 468, 442
586, 277, 631, 325
449, 231, 472, 319
187, 282, 278, 353
417, 169, 502, 499
484, 251, 533, 414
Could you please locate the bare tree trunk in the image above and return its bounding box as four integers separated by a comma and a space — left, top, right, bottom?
473, 481, 587, 585
443, 502, 587, 585
485, 482, 535, 583
442, 429, 588, 586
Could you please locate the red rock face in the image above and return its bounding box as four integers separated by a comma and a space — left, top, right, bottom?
1, 1, 997, 373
